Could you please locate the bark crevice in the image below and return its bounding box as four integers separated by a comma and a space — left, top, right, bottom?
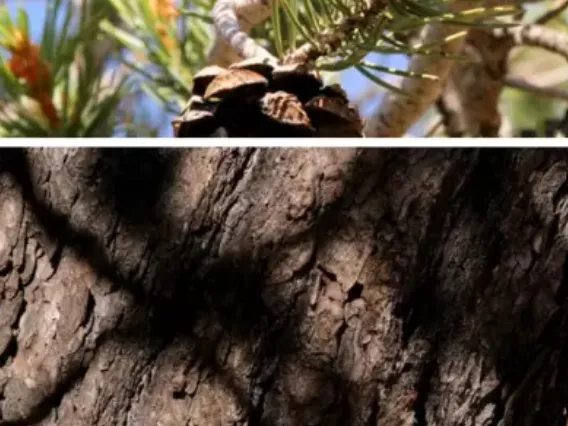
1, 149, 568, 426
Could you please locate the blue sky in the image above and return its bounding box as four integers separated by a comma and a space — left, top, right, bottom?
7, 0, 46, 40
11, 0, 411, 136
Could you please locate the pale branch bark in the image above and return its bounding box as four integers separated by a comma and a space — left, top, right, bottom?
364, 21, 467, 137
364, 0, 553, 137
206, 0, 549, 69
364, 0, 501, 137
498, 24, 568, 62
434, 28, 515, 137
207, 0, 276, 67
534, 0, 568, 25
207, 0, 394, 68
432, 19, 568, 137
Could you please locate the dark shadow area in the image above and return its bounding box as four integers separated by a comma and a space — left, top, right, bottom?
1, 147, 568, 426
0, 147, 367, 426
94, 148, 181, 226
0, 149, 142, 300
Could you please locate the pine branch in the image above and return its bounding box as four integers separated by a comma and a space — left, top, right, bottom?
497, 24, 568, 62
429, 0, 568, 138
365, 0, 528, 137
186, 0, 536, 138
364, 19, 466, 137
534, 0, 568, 25
283, 0, 388, 65
207, 0, 276, 66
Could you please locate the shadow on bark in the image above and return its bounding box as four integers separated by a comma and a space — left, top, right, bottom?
0, 148, 371, 426
1, 148, 568, 426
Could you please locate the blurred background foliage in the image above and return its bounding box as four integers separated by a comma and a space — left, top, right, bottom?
502, 4, 568, 135
0, 0, 566, 137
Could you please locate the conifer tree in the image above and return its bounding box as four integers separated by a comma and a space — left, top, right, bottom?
0, 0, 566, 136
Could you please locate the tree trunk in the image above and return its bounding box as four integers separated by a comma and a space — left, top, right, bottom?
0, 148, 567, 426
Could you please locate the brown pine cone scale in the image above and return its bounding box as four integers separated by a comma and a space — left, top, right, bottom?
175, 58, 364, 137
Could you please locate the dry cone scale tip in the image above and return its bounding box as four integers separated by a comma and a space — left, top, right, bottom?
174, 58, 364, 137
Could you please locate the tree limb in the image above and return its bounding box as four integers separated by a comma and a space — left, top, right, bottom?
207, 0, 276, 67
435, 27, 516, 137
364, 21, 467, 137
534, 0, 568, 25
498, 24, 568, 62
364, 0, 551, 138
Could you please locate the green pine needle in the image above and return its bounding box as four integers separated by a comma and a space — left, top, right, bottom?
273, 0, 519, 88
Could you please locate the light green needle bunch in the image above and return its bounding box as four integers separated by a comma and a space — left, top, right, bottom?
271, 0, 519, 92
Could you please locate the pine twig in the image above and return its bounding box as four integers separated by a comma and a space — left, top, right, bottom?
496, 24, 568, 62
207, 0, 277, 66
534, 0, 568, 25
283, 0, 388, 65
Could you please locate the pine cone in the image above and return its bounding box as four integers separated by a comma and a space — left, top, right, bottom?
173, 59, 364, 137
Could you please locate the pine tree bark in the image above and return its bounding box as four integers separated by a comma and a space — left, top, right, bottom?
1, 148, 568, 426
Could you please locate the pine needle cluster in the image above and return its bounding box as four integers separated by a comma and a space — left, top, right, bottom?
0, 0, 521, 136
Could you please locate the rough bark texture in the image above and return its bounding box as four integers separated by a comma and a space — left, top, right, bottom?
1, 148, 568, 426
